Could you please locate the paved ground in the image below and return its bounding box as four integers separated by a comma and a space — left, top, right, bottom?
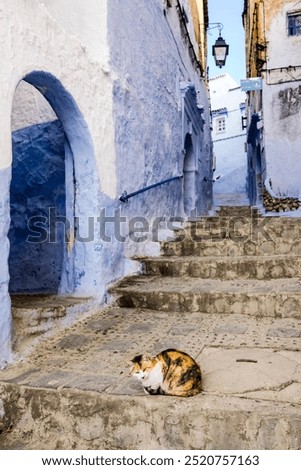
1, 305, 301, 401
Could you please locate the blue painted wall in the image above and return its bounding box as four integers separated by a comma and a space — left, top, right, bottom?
107, 0, 212, 220
9, 120, 66, 293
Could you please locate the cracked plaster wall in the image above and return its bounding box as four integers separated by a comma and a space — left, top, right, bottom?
260, 1, 301, 197
263, 80, 301, 197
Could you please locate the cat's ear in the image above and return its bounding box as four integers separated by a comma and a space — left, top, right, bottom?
130, 354, 143, 364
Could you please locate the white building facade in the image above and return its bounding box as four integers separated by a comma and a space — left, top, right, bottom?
0, 0, 212, 366
209, 74, 247, 197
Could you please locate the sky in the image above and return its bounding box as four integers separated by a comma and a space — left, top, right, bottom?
207, 0, 246, 84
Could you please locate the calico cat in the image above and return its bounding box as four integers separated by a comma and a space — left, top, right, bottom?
130, 348, 202, 397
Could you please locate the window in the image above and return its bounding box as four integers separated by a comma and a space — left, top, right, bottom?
288, 12, 301, 36
216, 117, 226, 133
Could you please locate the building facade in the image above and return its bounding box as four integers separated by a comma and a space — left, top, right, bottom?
0, 0, 212, 366
209, 74, 247, 198
243, 0, 301, 205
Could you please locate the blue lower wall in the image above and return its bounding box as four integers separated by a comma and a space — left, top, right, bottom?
9, 120, 66, 293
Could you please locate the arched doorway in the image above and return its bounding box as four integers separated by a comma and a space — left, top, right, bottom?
8, 71, 99, 352
183, 133, 196, 216
9, 81, 69, 293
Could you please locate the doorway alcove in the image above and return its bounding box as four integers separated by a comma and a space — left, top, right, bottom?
9, 82, 67, 293
8, 71, 99, 352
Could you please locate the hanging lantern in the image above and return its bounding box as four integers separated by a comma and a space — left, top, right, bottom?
212, 34, 229, 68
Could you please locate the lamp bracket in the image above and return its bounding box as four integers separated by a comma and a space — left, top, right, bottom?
207, 22, 224, 36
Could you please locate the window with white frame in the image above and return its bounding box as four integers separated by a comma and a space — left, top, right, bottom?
216, 117, 226, 133
288, 12, 301, 36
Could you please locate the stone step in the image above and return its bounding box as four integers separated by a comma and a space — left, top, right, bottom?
1, 382, 300, 449
160, 237, 301, 257
216, 205, 258, 217
113, 277, 301, 318
190, 214, 301, 226
175, 217, 301, 244
172, 218, 301, 246
11, 295, 95, 355
0, 306, 300, 449
142, 254, 301, 280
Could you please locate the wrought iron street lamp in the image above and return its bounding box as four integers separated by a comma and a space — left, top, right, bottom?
209, 23, 229, 68
213, 35, 229, 68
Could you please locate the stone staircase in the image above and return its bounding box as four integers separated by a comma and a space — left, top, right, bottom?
0, 205, 301, 450
115, 207, 301, 318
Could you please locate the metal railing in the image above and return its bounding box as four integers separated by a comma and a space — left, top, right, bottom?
119, 175, 183, 203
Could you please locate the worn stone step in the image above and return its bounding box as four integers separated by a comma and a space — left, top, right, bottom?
174, 217, 301, 245
160, 237, 301, 257
0, 382, 300, 449
0, 305, 301, 450
11, 295, 95, 356
113, 277, 301, 318
142, 255, 301, 280
217, 205, 259, 217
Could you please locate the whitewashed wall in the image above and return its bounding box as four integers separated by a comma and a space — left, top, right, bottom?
36, 0, 109, 64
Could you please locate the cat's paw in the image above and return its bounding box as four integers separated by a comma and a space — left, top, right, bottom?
144, 386, 159, 395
